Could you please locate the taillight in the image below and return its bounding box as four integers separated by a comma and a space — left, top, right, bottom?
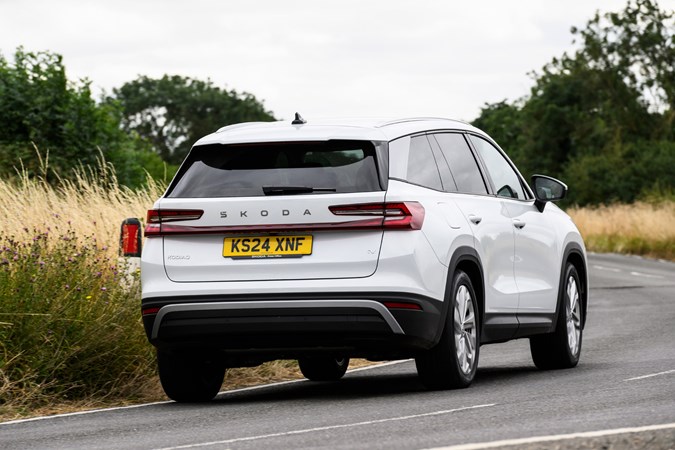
329, 202, 425, 230
144, 209, 203, 236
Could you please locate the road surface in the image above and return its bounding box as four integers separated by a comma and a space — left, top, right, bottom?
1, 253, 674, 449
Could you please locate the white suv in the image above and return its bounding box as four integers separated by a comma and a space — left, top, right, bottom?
141, 116, 588, 402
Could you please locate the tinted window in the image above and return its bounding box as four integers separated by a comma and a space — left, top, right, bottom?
469, 135, 526, 200
428, 136, 458, 192
406, 136, 443, 190
167, 141, 381, 198
433, 133, 487, 195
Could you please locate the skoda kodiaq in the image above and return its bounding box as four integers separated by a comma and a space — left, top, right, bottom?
141, 116, 588, 402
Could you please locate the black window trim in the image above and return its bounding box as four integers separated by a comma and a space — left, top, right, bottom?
427, 131, 491, 196
388, 132, 447, 193
464, 131, 534, 202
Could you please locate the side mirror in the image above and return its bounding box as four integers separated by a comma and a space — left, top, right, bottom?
531, 174, 567, 212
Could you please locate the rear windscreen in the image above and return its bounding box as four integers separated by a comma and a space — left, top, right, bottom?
166, 140, 383, 198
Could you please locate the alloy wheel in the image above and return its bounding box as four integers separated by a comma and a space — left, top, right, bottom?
454, 285, 477, 374
566, 275, 582, 356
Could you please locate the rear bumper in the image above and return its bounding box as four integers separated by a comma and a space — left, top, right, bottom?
142, 293, 443, 362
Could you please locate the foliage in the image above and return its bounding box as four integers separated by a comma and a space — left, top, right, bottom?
0, 162, 164, 417
112, 75, 276, 164
568, 200, 675, 260
572, 0, 675, 115
473, 0, 674, 205
0, 229, 155, 410
0, 48, 174, 188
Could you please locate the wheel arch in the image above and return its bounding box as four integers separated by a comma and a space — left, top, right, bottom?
555, 242, 588, 330
435, 246, 485, 345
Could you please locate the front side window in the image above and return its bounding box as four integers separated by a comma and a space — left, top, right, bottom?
469, 135, 527, 200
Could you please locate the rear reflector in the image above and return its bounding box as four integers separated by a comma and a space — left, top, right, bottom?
142, 307, 161, 316
383, 301, 422, 311
329, 202, 425, 230
145, 209, 204, 236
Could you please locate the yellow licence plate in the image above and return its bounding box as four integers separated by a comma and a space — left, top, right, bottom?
223, 235, 313, 259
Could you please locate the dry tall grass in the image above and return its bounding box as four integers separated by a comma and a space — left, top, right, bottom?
0, 162, 163, 256
568, 201, 675, 260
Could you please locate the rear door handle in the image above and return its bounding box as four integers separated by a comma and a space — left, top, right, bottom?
468, 215, 482, 225
513, 219, 526, 229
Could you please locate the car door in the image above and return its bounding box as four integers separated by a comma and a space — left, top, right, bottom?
467, 135, 560, 324
429, 133, 520, 324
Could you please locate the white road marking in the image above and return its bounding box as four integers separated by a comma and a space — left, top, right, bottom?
0, 360, 410, 426
629, 271, 664, 279
154, 404, 496, 450
624, 369, 675, 382
593, 265, 621, 273
425, 422, 675, 450
0, 400, 173, 426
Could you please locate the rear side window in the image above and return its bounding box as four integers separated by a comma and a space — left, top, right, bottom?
432, 133, 488, 195
167, 141, 382, 198
406, 135, 443, 190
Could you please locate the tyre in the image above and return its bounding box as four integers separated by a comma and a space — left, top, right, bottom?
157, 351, 225, 402
298, 356, 349, 381
530, 263, 583, 369
416, 270, 480, 390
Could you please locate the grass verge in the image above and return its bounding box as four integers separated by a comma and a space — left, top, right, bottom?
567, 201, 675, 261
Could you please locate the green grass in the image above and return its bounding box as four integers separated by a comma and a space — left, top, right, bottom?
0, 228, 156, 418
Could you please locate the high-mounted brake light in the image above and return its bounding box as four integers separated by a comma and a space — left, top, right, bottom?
329, 202, 425, 230
144, 209, 203, 236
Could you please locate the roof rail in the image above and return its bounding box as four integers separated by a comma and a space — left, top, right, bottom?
376, 117, 469, 128
215, 121, 273, 133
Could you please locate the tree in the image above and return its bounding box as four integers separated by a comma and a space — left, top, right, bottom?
112, 75, 276, 164
472, 0, 674, 205
471, 100, 525, 165
573, 0, 675, 119
0, 49, 115, 174
0, 48, 170, 187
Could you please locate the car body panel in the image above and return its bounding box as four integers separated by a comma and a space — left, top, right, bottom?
158, 192, 386, 282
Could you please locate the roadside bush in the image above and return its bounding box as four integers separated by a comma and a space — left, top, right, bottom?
0, 162, 163, 417
0, 229, 155, 411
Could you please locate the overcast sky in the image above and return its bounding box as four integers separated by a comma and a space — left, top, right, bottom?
1, 0, 672, 122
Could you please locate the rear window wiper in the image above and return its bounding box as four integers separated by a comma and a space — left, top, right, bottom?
262, 186, 337, 196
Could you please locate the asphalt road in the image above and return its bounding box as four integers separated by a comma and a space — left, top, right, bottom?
2, 253, 674, 449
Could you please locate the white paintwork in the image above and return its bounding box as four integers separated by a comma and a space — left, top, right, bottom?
160, 192, 385, 282
451, 195, 519, 314
142, 116, 587, 342
503, 199, 560, 313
